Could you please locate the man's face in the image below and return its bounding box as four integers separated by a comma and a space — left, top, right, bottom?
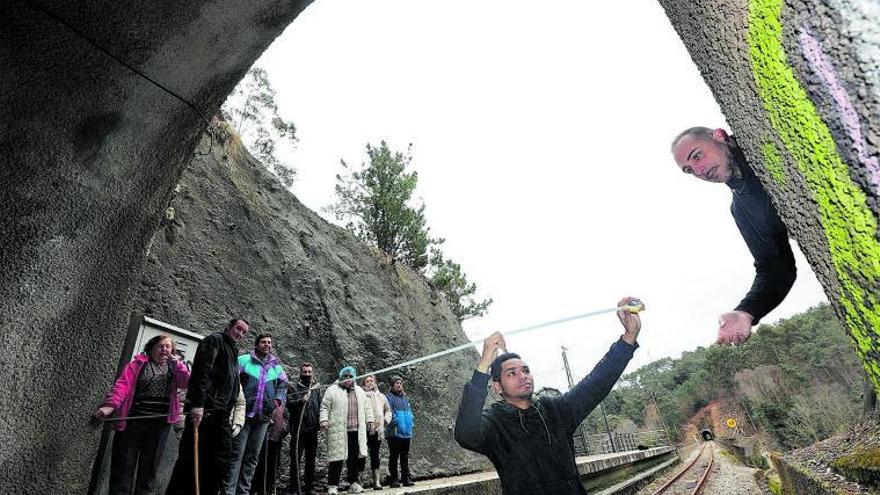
672, 134, 735, 183
493, 358, 534, 400
300, 366, 313, 380
391, 380, 404, 394
227, 320, 250, 342
256, 337, 272, 355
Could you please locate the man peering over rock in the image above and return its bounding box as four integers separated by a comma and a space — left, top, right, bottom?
454, 297, 642, 495
671, 127, 797, 345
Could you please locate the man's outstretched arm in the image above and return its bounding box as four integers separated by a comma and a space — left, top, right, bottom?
559, 297, 641, 430
454, 332, 504, 455
720, 201, 797, 344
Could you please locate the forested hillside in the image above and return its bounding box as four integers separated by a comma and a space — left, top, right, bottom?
587, 305, 865, 449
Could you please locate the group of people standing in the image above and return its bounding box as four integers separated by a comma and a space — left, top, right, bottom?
94, 124, 808, 495
96, 318, 416, 495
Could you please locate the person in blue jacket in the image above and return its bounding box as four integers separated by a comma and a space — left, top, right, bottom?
385, 375, 415, 487
454, 297, 642, 495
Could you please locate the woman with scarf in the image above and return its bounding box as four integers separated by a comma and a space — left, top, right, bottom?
362, 374, 392, 490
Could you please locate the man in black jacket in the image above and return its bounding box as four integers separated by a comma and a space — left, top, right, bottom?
454, 297, 642, 495
671, 127, 797, 345
166, 318, 250, 495
286, 362, 323, 495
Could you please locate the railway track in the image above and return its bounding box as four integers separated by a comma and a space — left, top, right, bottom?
651, 441, 715, 495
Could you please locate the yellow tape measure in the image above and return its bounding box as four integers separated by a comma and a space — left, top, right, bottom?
622, 299, 645, 313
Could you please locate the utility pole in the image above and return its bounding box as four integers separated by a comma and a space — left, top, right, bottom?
643, 350, 676, 455
562, 346, 614, 453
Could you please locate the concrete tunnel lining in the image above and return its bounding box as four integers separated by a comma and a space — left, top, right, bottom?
3, 0, 880, 492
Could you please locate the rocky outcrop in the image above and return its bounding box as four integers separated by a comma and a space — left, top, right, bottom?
0, 1, 312, 492
133, 128, 486, 480
658, 0, 880, 391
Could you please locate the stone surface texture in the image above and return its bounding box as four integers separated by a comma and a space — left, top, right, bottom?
657, 0, 880, 391
0, 1, 312, 492
133, 129, 486, 483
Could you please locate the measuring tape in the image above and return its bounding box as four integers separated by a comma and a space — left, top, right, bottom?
622, 298, 645, 313
97, 298, 646, 423
346, 298, 645, 383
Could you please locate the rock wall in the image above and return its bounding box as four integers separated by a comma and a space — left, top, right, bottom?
133, 128, 486, 480
0, 1, 312, 492
658, 0, 880, 391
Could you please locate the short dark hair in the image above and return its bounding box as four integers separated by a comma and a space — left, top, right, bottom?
254, 332, 272, 346
300, 362, 314, 370
490, 352, 522, 382
670, 126, 714, 152
226, 318, 250, 330
143, 334, 175, 355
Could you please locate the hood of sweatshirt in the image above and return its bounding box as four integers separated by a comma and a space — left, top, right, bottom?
490, 399, 554, 446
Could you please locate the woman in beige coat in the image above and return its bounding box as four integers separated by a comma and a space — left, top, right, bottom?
319, 366, 375, 494
362, 374, 392, 490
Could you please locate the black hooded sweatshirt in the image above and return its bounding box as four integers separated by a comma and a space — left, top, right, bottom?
727, 151, 797, 324
454, 338, 637, 494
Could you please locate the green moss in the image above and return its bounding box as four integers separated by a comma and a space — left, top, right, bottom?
748, 0, 880, 393
831, 447, 880, 487
767, 472, 782, 494
762, 141, 787, 186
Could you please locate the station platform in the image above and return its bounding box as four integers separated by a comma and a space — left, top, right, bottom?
377, 446, 677, 494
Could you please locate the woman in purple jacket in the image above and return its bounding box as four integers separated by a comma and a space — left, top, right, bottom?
95, 334, 190, 495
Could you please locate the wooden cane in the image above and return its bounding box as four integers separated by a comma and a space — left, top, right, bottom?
194, 423, 200, 495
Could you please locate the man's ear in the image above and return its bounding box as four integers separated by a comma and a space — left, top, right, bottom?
712, 128, 730, 142
491, 381, 503, 395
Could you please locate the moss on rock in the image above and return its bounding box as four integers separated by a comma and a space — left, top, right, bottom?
831, 447, 880, 488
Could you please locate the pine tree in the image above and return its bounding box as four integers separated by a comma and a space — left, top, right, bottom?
221, 67, 297, 187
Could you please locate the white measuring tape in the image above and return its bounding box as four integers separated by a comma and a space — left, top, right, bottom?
345, 299, 644, 383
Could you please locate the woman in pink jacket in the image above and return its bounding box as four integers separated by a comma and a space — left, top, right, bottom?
94, 334, 190, 495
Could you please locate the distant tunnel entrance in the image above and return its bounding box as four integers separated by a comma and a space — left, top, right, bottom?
700, 429, 714, 441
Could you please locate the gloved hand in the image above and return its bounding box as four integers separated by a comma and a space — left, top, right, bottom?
232, 424, 243, 437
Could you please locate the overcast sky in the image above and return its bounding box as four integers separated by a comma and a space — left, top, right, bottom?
251, 0, 828, 391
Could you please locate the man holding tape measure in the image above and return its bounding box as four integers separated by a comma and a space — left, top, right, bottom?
454, 297, 643, 495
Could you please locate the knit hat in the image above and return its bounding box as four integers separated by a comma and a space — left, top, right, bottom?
339, 366, 356, 379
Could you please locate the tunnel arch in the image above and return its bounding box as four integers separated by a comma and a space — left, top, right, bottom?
3, 0, 880, 492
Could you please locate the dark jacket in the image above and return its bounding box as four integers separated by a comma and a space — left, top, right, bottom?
454, 338, 637, 495
728, 155, 797, 324
186, 331, 240, 414
288, 380, 323, 433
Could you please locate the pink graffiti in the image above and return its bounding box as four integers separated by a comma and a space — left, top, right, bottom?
800, 28, 880, 195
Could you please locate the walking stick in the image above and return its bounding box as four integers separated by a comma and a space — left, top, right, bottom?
294, 384, 314, 495
272, 437, 281, 495
194, 424, 201, 495
261, 431, 268, 495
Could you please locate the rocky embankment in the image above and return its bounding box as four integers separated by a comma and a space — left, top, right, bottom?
133, 126, 488, 478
